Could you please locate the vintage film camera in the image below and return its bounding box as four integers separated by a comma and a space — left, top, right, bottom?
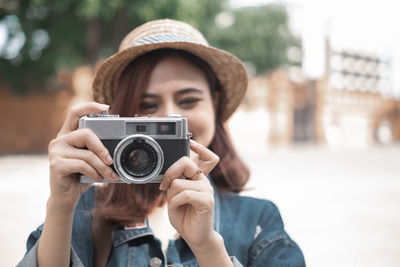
79, 111, 190, 184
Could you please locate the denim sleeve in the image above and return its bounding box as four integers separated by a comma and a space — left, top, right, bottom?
16, 224, 84, 267
247, 201, 306, 267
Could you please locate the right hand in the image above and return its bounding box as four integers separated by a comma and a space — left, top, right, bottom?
47, 102, 119, 208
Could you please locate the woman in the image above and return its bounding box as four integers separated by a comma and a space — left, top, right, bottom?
18, 19, 305, 267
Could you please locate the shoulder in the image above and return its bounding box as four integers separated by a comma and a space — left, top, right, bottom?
21, 187, 96, 266
215, 191, 285, 245
216, 191, 305, 266
25, 186, 95, 244
216, 191, 283, 232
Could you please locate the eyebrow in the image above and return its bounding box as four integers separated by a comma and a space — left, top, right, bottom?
141, 88, 204, 98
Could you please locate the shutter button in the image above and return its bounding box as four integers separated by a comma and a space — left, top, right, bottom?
149, 257, 162, 267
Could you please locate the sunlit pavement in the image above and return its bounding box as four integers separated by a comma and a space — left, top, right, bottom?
2, 144, 400, 267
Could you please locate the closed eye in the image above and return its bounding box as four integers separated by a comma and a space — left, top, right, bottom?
139, 102, 157, 111
179, 98, 201, 106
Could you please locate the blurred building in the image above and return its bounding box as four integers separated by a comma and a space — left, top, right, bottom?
319, 41, 400, 146
244, 67, 306, 145
244, 40, 400, 147
0, 66, 93, 154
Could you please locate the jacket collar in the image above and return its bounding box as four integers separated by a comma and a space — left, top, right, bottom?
112, 218, 153, 247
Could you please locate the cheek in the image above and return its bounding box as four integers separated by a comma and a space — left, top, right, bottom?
185, 111, 215, 147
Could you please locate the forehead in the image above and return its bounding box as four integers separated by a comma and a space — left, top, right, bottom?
146, 55, 210, 93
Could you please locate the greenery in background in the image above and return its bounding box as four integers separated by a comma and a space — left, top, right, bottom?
210, 5, 299, 76
0, 0, 298, 94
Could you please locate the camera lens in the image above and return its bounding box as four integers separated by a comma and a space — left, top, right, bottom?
113, 134, 164, 183
128, 149, 150, 170
120, 139, 158, 178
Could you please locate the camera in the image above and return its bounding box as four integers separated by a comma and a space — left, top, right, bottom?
78, 111, 190, 184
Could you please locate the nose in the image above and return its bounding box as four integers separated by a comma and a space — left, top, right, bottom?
160, 102, 180, 117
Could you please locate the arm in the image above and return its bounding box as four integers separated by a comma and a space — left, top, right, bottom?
37, 198, 75, 267
37, 102, 118, 267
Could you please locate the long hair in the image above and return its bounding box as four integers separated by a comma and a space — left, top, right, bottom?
93, 49, 250, 226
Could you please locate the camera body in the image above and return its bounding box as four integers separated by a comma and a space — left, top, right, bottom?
79, 112, 190, 184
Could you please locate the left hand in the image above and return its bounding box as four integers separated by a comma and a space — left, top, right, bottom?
159, 139, 219, 249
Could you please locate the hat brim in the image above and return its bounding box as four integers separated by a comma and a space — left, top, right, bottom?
92, 42, 247, 122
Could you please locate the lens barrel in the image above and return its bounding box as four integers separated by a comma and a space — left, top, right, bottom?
114, 134, 164, 183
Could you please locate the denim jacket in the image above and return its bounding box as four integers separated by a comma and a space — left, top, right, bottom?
18, 183, 305, 267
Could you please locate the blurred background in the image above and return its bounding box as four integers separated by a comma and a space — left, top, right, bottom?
1, 0, 399, 266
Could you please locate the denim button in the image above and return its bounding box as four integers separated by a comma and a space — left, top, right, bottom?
149, 257, 162, 267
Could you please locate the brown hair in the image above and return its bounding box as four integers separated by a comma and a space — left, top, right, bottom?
93, 49, 250, 226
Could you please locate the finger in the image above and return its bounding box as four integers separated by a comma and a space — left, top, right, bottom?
51, 157, 103, 183
61, 128, 113, 166
63, 147, 118, 182
189, 149, 201, 165
159, 156, 202, 191
190, 140, 219, 176
168, 190, 214, 214
166, 178, 213, 202
59, 102, 110, 136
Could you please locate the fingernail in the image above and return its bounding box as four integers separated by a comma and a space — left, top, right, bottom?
159, 184, 165, 191
112, 172, 119, 180
100, 104, 110, 109
106, 155, 113, 165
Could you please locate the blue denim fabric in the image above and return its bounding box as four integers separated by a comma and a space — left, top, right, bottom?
18, 182, 305, 267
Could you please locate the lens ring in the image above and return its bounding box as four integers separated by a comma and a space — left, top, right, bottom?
120, 142, 157, 177
113, 134, 164, 183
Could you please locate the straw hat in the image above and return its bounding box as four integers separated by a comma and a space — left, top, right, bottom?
93, 19, 248, 122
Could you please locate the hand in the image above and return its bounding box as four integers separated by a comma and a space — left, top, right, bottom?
47, 102, 118, 208
159, 140, 219, 249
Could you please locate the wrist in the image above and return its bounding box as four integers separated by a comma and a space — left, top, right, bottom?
190, 230, 222, 253
46, 195, 76, 219
190, 231, 232, 267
